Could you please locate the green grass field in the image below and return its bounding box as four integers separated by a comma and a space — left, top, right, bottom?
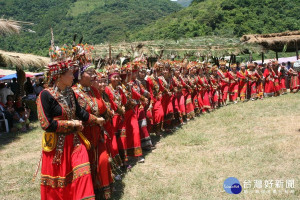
1, 93, 300, 200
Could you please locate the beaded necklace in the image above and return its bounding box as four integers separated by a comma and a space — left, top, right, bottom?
75, 84, 99, 116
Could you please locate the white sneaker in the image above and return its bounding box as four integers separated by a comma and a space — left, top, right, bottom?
115, 174, 122, 181
137, 157, 145, 163
234, 101, 238, 104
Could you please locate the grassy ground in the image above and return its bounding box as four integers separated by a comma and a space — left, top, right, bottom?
1, 93, 300, 199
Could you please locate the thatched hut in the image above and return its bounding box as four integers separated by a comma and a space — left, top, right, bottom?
241, 31, 300, 60
0, 50, 49, 68
0, 19, 21, 35
0, 50, 49, 97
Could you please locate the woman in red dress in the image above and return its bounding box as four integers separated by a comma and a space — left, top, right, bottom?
198, 66, 211, 112
271, 62, 281, 97
210, 65, 222, 108
158, 62, 175, 129
256, 64, 264, 100
92, 71, 123, 177
128, 62, 153, 152
104, 68, 128, 166
171, 63, 185, 125
247, 63, 261, 100
37, 57, 105, 200
288, 65, 299, 93
217, 61, 230, 106
238, 63, 248, 102
188, 63, 201, 115
180, 63, 195, 120
73, 65, 113, 199
278, 64, 288, 95
228, 64, 239, 104
146, 62, 165, 135
263, 63, 275, 97
124, 63, 145, 163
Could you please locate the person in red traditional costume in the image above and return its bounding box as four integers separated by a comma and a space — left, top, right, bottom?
217, 60, 230, 106
288, 64, 299, 93
128, 60, 154, 152
188, 62, 201, 115
198, 64, 211, 112
238, 63, 248, 102
171, 62, 185, 126
158, 61, 175, 130
228, 64, 240, 104
103, 65, 128, 167
247, 63, 261, 100
256, 64, 264, 99
204, 64, 214, 111
72, 64, 113, 199
37, 45, 106, 200
136, 61, 157, 149
263, 63, 276, 97
92, 70, 123, 182
181, 62, 195, 120
124, 62, 146, 163
136, 62, 152, 132
146, 62, 165, 136
210, 65, 222, 108
272, 61, 281, 97
278, 63, 288, 95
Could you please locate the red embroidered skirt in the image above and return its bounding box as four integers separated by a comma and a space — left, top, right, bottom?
135, 105, 152, 148
41, 134, 95, 200
152, 98, 164, 123
82, 125, 113, 191
124, 109, 142, 157
112, 114, 127, 162
182, 89, 194, 119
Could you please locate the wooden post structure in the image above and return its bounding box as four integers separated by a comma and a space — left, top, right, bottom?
16, 67, 26, 97
296, 42, 299, 60
261, 52, 264, 64
275, 51, 279, 61
108, 44, 112, 64
229, 55, 233, 68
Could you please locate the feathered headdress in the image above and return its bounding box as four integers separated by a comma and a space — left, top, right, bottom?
219, 60, 226, 66
104, 64, 120, 79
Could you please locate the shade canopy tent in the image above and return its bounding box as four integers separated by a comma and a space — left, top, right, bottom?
0, 69, 16, 78
0, 73, 33, 81
253, 56, 298, 65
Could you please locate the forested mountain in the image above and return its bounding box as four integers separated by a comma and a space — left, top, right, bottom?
172, 0, 193, 7
1, 0, 299, 56
0, 0, 181, 55
131, 0, 300, 41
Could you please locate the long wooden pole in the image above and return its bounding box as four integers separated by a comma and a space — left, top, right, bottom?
275, 51, 278, 61
296, 42, 299, 60
109, 44, 112, 64
261, 52, 264, 64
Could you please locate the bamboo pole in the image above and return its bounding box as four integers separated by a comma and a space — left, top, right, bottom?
296, 42, 299, 60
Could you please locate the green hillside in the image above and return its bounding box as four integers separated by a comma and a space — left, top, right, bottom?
172, 0, 193, 7
130, 0, 300, 41
0, 0, 181, 56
